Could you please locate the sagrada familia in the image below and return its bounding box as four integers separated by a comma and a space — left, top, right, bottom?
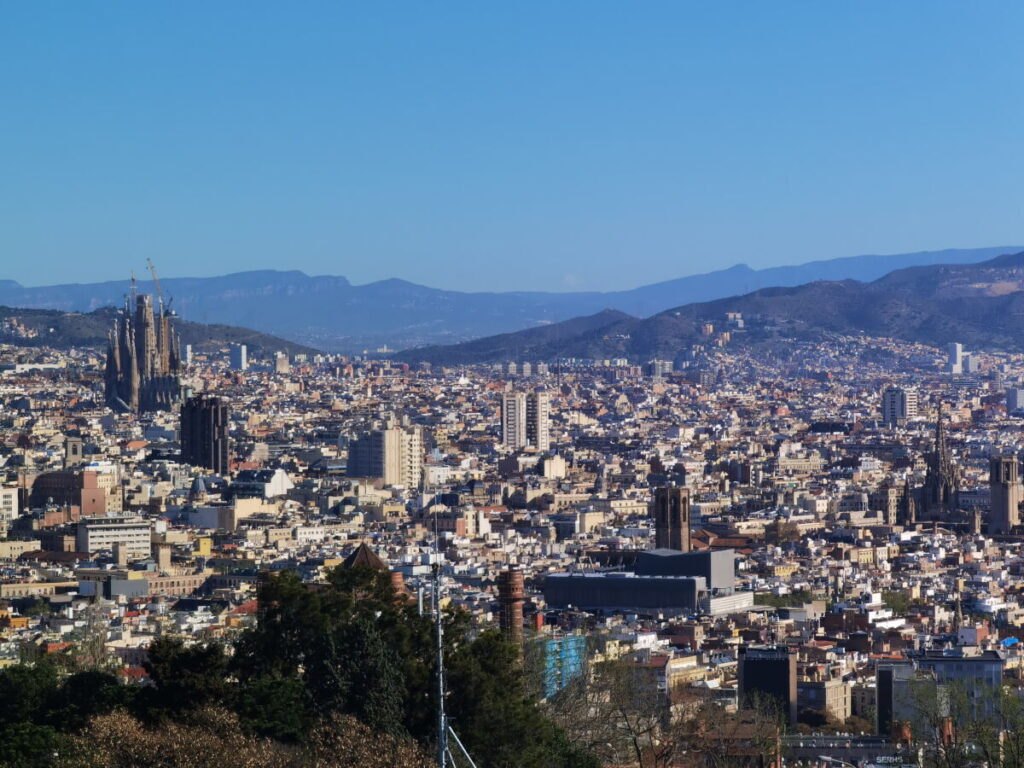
104, 292, 182, 413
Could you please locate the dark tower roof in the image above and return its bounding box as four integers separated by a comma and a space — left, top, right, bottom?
341, 542, 387, 571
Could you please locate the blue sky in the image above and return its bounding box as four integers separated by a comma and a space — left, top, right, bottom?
2, 3, 1022, 291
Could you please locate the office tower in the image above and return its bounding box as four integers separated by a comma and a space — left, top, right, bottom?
947, 343, 963, 375
738, 645, 798, 726
274, 351, 291, 374
653, 486, 690, 552
184, 344, 193, 366
501, 390, 550, 450
963, 353, 981, 374
104, 292, 182, 413
180, 394, 230, 475
229, 344, 248, 371
497, 569, 525, 645
1008, 388, 1024, 414
348, 424, 424, 487
881, 386, 918, 426
989, 455, 1022, 535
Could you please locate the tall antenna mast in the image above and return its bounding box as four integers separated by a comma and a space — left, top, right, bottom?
432, 496, 478, 768
432, 504, 448, 766
146, 257, 165, 315
128, 270, 138, 308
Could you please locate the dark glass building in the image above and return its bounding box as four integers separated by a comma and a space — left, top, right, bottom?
180, 394, 230, 475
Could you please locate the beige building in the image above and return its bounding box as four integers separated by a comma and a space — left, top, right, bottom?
348, 424, 424, 487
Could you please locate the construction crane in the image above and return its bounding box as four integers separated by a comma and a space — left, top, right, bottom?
146, 258, 166, 314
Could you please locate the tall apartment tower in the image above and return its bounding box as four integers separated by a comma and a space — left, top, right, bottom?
653, 486, 691, 552
947, 343, 964, 375
527, 390, 550, 451
738, 645, 798, 726
989, 455, 1022, 535
274, 351, 291, 375
497, 569, 525, 645
348, 424, 424, 487
881, 386, 918, 426
1007, 387, 1024, 414
501, 392, 527, 449
501, 390, 550, 450
180, 394, 230, 475
229, 344, 248, 372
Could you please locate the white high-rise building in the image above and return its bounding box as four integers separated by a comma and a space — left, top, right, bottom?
527, 390, 550, 451
229, 344, 248, 371
501, 390, 550, 450
881, 386, 918, 426
274, 351, 291, 374
501, 392, 527, 449
947, 343, 963, 375
1007, 388, 1024, 414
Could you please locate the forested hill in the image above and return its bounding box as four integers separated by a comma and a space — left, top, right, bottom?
0, 306, 318, 356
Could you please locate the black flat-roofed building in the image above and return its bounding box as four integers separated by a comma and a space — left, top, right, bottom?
180, 394, 230, 475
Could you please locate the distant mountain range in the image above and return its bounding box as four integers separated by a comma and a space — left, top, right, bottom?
395, 250, 1024, 364
0, 246, 1016, 353
0, 306, 316, 357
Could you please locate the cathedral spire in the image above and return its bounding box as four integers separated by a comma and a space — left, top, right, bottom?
104, 275, 182, 413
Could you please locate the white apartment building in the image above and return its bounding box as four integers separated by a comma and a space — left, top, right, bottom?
881, 386, 918, 425
501, 390, 550, 451
76, 518, 152, 560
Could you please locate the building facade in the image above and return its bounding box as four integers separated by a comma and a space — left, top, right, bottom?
501, 390, 550, 451
881, 386, 918, 426
989, 454, 1021, 535
180, 394, 230, 475
348, 424, 424, 487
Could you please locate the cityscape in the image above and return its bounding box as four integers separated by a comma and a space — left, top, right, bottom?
5, 277, 1024, 767
4, 4, 1024, 768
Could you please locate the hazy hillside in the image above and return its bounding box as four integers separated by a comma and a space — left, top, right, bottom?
395, 250, 1024, 364
0, 306, 317, 356
0, 247, 1016, 353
